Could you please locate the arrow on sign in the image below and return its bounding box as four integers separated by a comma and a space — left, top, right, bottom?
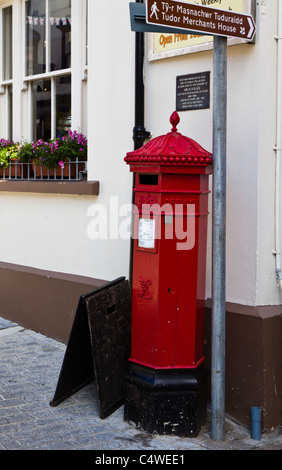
247, 16, 255, 39
146, 0, 256, 41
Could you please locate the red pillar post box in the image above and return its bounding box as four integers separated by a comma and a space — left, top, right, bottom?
124, 112, 212, 437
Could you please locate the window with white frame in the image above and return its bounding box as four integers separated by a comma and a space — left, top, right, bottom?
25, 0, 72, 141
0, 0, 89, 185
1, 5, 13, 140
0, 0, 88, 143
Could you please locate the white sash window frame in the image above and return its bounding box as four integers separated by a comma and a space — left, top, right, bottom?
0, 0, 88, 143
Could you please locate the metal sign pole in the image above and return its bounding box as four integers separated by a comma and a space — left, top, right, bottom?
128, 2, 246, 441
211, 35, 227, 442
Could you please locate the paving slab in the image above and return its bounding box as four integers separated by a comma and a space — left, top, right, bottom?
0, 318, 281, 454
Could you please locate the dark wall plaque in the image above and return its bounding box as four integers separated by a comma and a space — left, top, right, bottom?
176, 72, 210, 112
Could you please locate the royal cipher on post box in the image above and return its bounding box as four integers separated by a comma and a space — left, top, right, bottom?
124, 112, 213, 437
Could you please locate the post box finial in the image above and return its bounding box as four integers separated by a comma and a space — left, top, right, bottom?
170, 111, 180, 132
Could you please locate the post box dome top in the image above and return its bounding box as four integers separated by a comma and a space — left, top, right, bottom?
125, 112, 212, 166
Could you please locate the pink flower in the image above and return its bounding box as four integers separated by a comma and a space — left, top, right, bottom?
58, 161, 65, 169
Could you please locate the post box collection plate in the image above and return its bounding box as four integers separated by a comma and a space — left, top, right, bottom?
138, 218, 156, 249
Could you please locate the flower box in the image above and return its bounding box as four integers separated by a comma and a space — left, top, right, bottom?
0, 131, 87, 181
31, 161, 85, 180
59, 161, 85, 179
32, 162, 52, 179
0, 160, 28, 179
9, 159, 28, 178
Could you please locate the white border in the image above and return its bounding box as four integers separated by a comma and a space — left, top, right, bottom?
147, 0, 256, 61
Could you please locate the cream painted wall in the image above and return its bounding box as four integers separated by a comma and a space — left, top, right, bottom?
0, 0, 135, 283
85, 0, 135, 281
142, 0, 281, 307
143, 43, 259, 305
0, 0, 281, 306
0, 192, 132, 281
256, 0, 282, 306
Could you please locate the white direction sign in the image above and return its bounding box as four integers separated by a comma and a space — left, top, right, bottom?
146, 0, 256, 41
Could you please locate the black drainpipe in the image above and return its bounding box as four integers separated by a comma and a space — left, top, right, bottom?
129, 0, 151, 289
133, 0, 151, 150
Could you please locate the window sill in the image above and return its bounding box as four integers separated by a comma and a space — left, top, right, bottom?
0, 179, 100, 196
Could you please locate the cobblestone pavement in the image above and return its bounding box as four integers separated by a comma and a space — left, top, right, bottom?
0, 317, 281, 453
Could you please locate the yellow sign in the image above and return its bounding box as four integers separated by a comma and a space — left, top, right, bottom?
152, 0, 245, 55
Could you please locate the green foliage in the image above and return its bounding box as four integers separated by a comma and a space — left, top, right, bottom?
16, 141, 34, 163
0, 143, 18, 169
0, 131, 87, 173
17, 131, 87, 170
0, 147, 10, 169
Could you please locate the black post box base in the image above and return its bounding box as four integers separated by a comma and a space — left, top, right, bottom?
124, 361, 208, 437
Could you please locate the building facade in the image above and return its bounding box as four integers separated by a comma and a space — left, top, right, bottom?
0, 0, 281, 431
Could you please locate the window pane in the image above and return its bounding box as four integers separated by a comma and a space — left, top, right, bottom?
7, 85, 13, 140
56, 75, 71, 136
3, 6, 13, 81
32, 79, 51, 140
49, 0, 71, 72
26, 0, 46, 76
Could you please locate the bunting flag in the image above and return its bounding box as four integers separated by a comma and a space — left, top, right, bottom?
27, 16, 71, 26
